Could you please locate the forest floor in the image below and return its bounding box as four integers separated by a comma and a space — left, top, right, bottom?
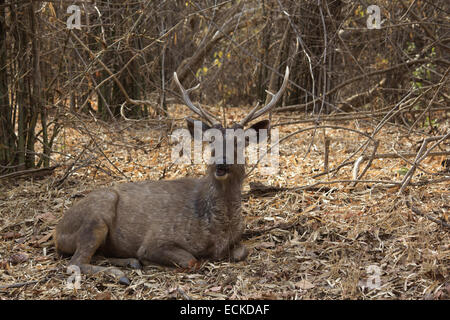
0, 105, 449, 299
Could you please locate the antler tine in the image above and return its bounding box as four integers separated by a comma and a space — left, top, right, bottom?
238, 102, 260, 127
239, 66, 290, 127
173, 72, 219, 126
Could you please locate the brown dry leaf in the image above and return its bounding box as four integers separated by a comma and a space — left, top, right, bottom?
34, 255, 51, 262
257, 241, 275, 249
206, 292, 227, 298
36, 232, 53, 246
261, 292, 279, 299
0, 259, 9, 270
167, 287, 177, 294
1, 231, 23, 240
94, 292, 112, 300
295, 279, 315, 290
208, 286, 222, 292
387, 186, 400, 193
36, 212, 58, 223
8, 252, 29, 265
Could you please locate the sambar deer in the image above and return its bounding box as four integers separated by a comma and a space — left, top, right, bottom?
54, 67, 289, 284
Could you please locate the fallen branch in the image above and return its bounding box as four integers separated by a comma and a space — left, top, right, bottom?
243, 219, 306, 239
0, 281, 38, 290
243, 182, 332, 198
244, 177, 450, 201
399, 132, 450, 193
405, 200, 450, 230
0, 165, 59, 180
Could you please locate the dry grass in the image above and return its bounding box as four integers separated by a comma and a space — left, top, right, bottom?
0, 106, 449, 300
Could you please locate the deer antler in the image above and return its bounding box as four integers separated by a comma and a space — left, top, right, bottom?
173, 72, 220, 126
239, 66, 289, 127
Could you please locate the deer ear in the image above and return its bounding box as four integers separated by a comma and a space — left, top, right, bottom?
248, 119, 270, 132
245, 120, 270, 146
186, 118, 211, 140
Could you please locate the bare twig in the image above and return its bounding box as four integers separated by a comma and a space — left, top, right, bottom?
0, 281, 39, 290
405, 200, 450, 229
399, 133, 450, 193
314, 151, 450, 178
0, 165, 59, 180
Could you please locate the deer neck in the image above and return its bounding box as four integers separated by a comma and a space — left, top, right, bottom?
194, 166, 245, 220
209, 164, 245, 197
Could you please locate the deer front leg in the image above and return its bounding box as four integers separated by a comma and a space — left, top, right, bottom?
230, 243, 249, 262
64, 218, 131, 285
211, 241, 249, 262
137, 243, 200, 270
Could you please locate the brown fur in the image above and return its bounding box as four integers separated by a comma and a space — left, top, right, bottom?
54, 119, 269, 282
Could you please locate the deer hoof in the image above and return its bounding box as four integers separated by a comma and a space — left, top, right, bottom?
177, 259, 201, 273
127, 259, 142, 270
188, 258, 202, 271
118, 276, 131, 286
231, 245, 249, 262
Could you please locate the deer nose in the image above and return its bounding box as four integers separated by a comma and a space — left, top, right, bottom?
216, 163, 228, 169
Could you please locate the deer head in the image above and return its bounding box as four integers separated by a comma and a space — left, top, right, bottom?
173, 67, 290, 182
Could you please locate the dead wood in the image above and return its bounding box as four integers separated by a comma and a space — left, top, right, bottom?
0, 165, 59, 181
405, 200, 450, 230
